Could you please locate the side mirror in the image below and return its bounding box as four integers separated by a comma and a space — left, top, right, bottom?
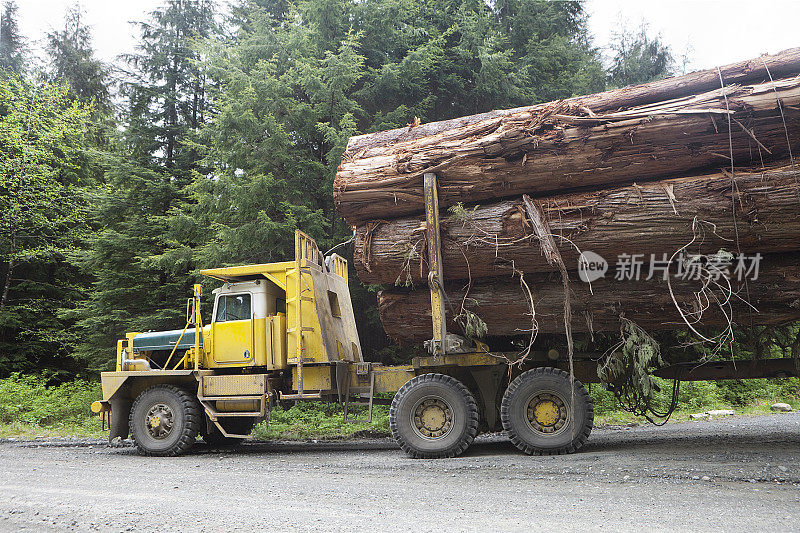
186, 298, 195, 324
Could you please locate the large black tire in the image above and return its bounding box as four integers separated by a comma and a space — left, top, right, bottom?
501, 367, 593, 455
390, 373, 479, 459
129, 385, 202, 456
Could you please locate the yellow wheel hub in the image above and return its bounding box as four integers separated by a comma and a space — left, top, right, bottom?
413, 398, 453, 439
421, 404, 446, 430
533, 400, 559, 426
526, 392, 568, 434
145, 403, 175, 439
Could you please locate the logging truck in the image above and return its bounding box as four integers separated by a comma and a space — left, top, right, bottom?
92, 174, 798, 458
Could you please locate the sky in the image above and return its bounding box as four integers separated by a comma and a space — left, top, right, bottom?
584, 0, 800, 72
15, 0, 800, 72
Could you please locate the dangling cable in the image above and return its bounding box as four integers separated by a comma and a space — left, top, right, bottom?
716, 67, 743, 257
759, 56, 799, 205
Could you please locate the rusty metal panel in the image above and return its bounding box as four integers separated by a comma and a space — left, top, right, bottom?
202, 374, 267, 396
372, 366, 415, 393
412, 352, 500, 368
292, 365, 333, 391
308, 260, 363, 364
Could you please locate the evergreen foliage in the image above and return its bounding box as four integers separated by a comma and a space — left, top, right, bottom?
607, 23, 675, 87
0, 1, 24, 73
73, 0, 217, 370
45, 5, 111, 110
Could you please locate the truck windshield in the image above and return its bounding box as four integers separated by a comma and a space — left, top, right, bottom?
215, 294, 251, 322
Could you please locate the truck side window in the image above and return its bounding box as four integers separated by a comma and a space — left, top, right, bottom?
215, 294, 252, 322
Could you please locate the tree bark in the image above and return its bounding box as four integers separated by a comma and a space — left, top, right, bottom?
354, 165, 800, 285
377, 253, 800, 345
0, 258, 13, 313
335, 76, 800, 224
1, 232, 15, 313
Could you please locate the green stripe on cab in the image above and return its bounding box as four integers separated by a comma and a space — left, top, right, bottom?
131, 329, 199, 352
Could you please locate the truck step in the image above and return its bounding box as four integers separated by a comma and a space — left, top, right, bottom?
200, 395, 264, 401
279, 392, 323, 400
209, 411, 264, 417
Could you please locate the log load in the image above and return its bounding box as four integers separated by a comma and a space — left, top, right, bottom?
335, 74, 800, 224
377, 253, 800, 345
354, 165, 800, 285
344, 48, 800, 157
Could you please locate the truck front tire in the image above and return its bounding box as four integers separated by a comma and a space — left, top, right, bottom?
129, 385, 202, 456
390, 373, 478, 459
501, 367, 593, 455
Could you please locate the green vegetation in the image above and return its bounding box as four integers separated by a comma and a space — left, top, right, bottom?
0, 75, 97, 376
606, 23, 679, 87
0, 374, 104, 438
590, 377, 800, 426
0, 1, 25, 72
253, 402, 391, 440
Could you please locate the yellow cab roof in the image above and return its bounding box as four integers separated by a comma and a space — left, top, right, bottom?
200, 261, 294, 287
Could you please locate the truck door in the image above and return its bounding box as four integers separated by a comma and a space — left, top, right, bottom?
212, 293, 254, 365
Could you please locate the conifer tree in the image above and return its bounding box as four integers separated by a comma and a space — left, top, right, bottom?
46, 4, 110, 109
607, 23, 675, 87
0, 1, 25, 73
74, 0, 217, 369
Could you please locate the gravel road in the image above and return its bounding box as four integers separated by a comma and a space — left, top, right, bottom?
1, 413, 798, 532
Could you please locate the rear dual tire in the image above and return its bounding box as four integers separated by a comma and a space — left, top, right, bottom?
501, 367, 593, 455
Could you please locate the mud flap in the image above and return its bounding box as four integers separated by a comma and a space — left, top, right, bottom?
109, 396, 132, 440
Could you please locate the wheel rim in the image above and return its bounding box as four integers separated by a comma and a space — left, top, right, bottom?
410, 396, 454, 440
525, 391, 569, 436
145, 403, 175, 440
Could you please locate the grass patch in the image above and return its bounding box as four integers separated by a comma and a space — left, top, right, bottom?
589, 376, 800, 426
0, 420, 105, 439
253, 401, 391, 440
0, 373, 104, 439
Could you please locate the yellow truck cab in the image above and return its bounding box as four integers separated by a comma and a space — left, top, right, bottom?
208, 279, 286, 368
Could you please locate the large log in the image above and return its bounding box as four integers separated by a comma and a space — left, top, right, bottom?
377, 253, 800, 345
344, 48, 800, 155
354, 165, 800, 285
335, 75, 800, 224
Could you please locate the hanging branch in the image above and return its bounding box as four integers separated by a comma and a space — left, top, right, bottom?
521, 194, 577, 426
